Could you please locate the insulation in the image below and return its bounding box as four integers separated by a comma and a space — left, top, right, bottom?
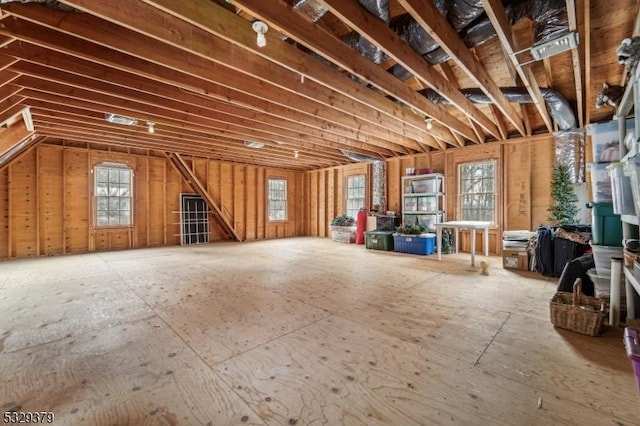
292, 0, 328, 22
372, 160, 386, 213
554, 130, 585, 182
358, 0, 390, 25
341, 150, 382, 162
419, 87, 577, 131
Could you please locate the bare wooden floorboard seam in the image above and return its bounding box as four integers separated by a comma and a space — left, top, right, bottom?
473, 310, 511, 366
0, 314, 158, 357
212, 313, 335, 367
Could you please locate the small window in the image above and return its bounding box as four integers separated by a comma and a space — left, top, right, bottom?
94, 163, 133, 227
268, 178, 287, 221
458, 160, 496, 222
346, 174, 365, 219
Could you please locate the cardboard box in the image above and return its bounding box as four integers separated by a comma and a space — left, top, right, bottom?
502, 250, 529, 270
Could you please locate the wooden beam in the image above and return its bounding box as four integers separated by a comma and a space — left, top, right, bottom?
0, 3, 439, 151
481, 0, 555, 132
395, 0, 524, 137
166, 152, 242, 241
566, 0, 585, 129
585, 0, 592, 124
166, 0, 475, 143
49, 1, 447, 146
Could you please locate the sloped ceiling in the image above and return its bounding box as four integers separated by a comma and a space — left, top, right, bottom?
0, 0, 634, 170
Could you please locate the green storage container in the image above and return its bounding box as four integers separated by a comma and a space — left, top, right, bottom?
365, 231, 394, 251
589, 202, 623, 247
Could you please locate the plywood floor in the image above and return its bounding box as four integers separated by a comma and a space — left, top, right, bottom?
0, 238, 638, 425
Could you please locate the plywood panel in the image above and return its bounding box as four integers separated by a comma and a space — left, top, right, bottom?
530, 136, 555, 227
233, 165, 245, 239
10, 150, 37, 257
0, 142, 304, 259
38, 146, 64, 256
0, 168, 8, 258
165, 165, 182, 246
505, 141, 532, 230
245, 166, 257, 241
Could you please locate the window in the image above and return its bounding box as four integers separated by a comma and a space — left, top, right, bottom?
458, 160, 496, 222
94, 163, 133, 227
268, 178, 287, 221
346, 174, 365, 219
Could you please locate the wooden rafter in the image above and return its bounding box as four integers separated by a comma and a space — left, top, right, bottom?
50, 0, 445, 149
481, 0, 555, 133
566, 0, 584, 129
196, 0, 476, 144
395, 0, 524, 137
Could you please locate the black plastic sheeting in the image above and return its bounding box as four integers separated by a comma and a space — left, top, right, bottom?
419, 87, 577, 130
0, 0, 75, 11
389, 0, 570, 79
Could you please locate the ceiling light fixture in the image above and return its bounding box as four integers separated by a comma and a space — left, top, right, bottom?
425, 117, 433, 130
147, 121, 155, 134
294, 150, 299, 159
252, 20, 268, 48
244, 140, 265, 148
530, 31, 579, 60
105, 113, 138, 126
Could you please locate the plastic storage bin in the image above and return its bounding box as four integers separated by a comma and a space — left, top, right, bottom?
591, 243, 623, 277
365, 231, 394, 251
607, 162, 636, 215
623, 327, 640, 394
586, 118, 635, 163
588, 163, 613, 203
410, 177, 441, 194
623, 157, 640, 216
393, 233, 436, 255
588, 202, 622, 246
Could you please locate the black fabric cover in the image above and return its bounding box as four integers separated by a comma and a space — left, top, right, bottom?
556, 254, 595, 296
535, 225, 555, 276
553, 237, 588, 277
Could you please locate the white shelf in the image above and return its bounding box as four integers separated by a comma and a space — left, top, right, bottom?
401, 173, 445, 232
624, 266, 640, 294
621, 215, 640, 225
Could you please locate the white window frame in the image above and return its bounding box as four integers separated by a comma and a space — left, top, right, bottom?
268, 178, 287, 221
94, 163, 133, 228
458, 160, 497, 223
345, 174, 366, 220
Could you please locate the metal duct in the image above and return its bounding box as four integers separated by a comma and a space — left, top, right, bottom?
390, 0, 570, 78
419, 87, 576, 131
292, 0, 328, 22
341, 149, 382, 162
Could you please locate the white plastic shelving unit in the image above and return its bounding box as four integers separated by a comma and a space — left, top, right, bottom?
401, 173, 445, 232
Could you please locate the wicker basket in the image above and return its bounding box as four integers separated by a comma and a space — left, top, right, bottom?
623, 248, 640, 268
550, 279, 607, 336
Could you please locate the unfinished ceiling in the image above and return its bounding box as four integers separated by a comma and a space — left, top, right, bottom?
0, 0, 635, 170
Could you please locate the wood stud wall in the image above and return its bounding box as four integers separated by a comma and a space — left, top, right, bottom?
305, 135, 556, 255
0, 141, 303, 259
1, 135, 557, 259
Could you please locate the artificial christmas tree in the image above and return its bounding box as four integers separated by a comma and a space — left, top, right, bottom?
548, 163, 579, 225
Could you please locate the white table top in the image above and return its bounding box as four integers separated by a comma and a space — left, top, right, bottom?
434, 221, 492, 229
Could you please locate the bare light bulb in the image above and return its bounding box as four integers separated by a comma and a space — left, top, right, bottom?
425, 118, 433, 130
147, 121, 155, 134
252, 20, 268, 48
294, 150, 299, 159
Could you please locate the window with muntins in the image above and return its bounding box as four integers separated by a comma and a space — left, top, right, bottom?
346, 174, 365, 219
268, 178, 287, 221
95, 163, 133, 227
458, 160, 496, 222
